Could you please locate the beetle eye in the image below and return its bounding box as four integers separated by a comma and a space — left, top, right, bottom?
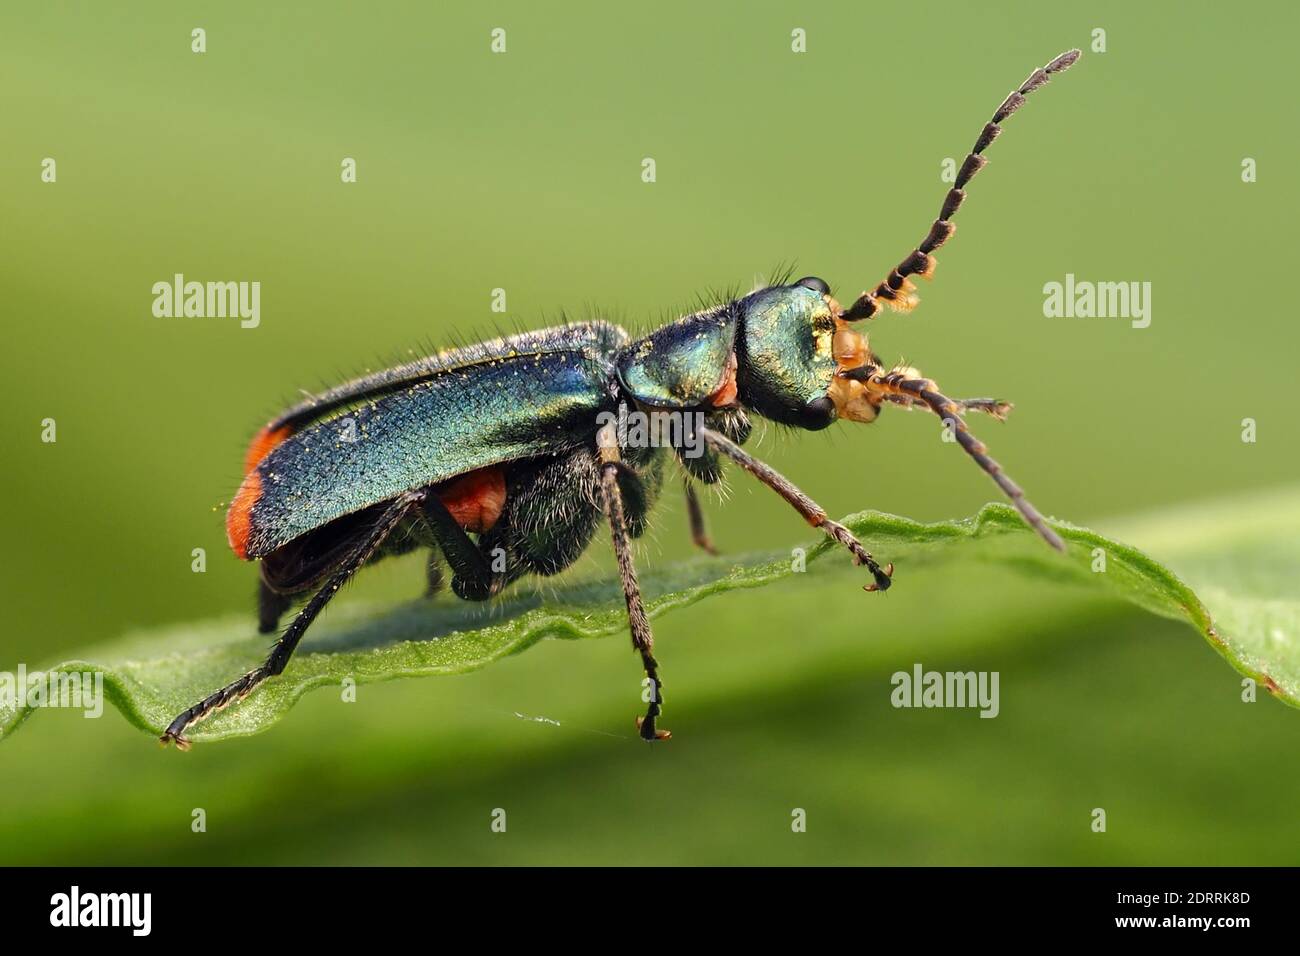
796, 276, 831, 295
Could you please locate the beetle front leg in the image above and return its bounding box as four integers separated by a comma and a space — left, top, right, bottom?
849, 366, 1064, 551
700, 426, 894, 592
597, 425, 670, 741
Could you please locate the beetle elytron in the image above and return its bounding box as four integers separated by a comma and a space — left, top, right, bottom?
162, 49, 1080, 747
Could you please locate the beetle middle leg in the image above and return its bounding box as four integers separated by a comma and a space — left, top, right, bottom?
162, 489, 424, 748
419, 493, 513, 601
676, 410, 748, 555
683, 477, 718, 555
699, 426, 894, 591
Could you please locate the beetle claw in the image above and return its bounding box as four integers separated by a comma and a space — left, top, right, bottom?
864, 562, 894, 593
636, 716, 672, 741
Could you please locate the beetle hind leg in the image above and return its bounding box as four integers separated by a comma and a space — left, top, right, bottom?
257, 578, 292, 634
162, 490, 424, 749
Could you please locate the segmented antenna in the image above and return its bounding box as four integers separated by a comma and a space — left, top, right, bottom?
840, 49, 1081, 321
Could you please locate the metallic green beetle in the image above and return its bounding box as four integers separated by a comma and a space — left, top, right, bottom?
163, 49, 1079, 747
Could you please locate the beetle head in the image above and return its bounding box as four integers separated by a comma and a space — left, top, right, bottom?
736, 277, 883, 430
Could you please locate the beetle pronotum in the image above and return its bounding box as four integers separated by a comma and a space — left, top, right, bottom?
162, 49, 1080, 748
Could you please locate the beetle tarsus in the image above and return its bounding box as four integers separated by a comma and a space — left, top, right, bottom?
823, 518, 893, 590
693, 534, 719, 556
864, 562, 895, 593
637, 716, 672, 741
159, 730, 191, 751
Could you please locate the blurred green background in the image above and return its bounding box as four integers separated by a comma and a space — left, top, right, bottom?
2, 0, 1297, 864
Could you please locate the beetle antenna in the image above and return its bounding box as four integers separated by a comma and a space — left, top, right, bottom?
840, 48, 1081, 321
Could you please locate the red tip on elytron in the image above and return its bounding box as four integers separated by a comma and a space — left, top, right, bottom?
242, 423, 292, 474
226, 470, 262, 560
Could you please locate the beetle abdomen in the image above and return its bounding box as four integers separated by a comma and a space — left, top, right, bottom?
436, 467, 507, 534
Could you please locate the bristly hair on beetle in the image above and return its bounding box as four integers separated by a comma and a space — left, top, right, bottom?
161, 49, 1081, 749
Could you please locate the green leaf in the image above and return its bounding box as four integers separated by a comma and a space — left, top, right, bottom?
3, 489, 1297, 744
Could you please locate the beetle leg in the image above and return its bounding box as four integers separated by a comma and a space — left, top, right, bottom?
699, 426, 894, 592
256, 577, 292, 634
683, 477, 719, 555
859, 367, 1064, 551
161, 490, 424, 749
419, 492, 511, 601
597, 425, 670, 741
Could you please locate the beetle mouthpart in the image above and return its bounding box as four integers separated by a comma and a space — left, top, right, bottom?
832, 324, 869, 368
829, 320, 880, 422
828, 375, 878, 423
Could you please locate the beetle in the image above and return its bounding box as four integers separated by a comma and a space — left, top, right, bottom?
161, 49, 1079, 748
